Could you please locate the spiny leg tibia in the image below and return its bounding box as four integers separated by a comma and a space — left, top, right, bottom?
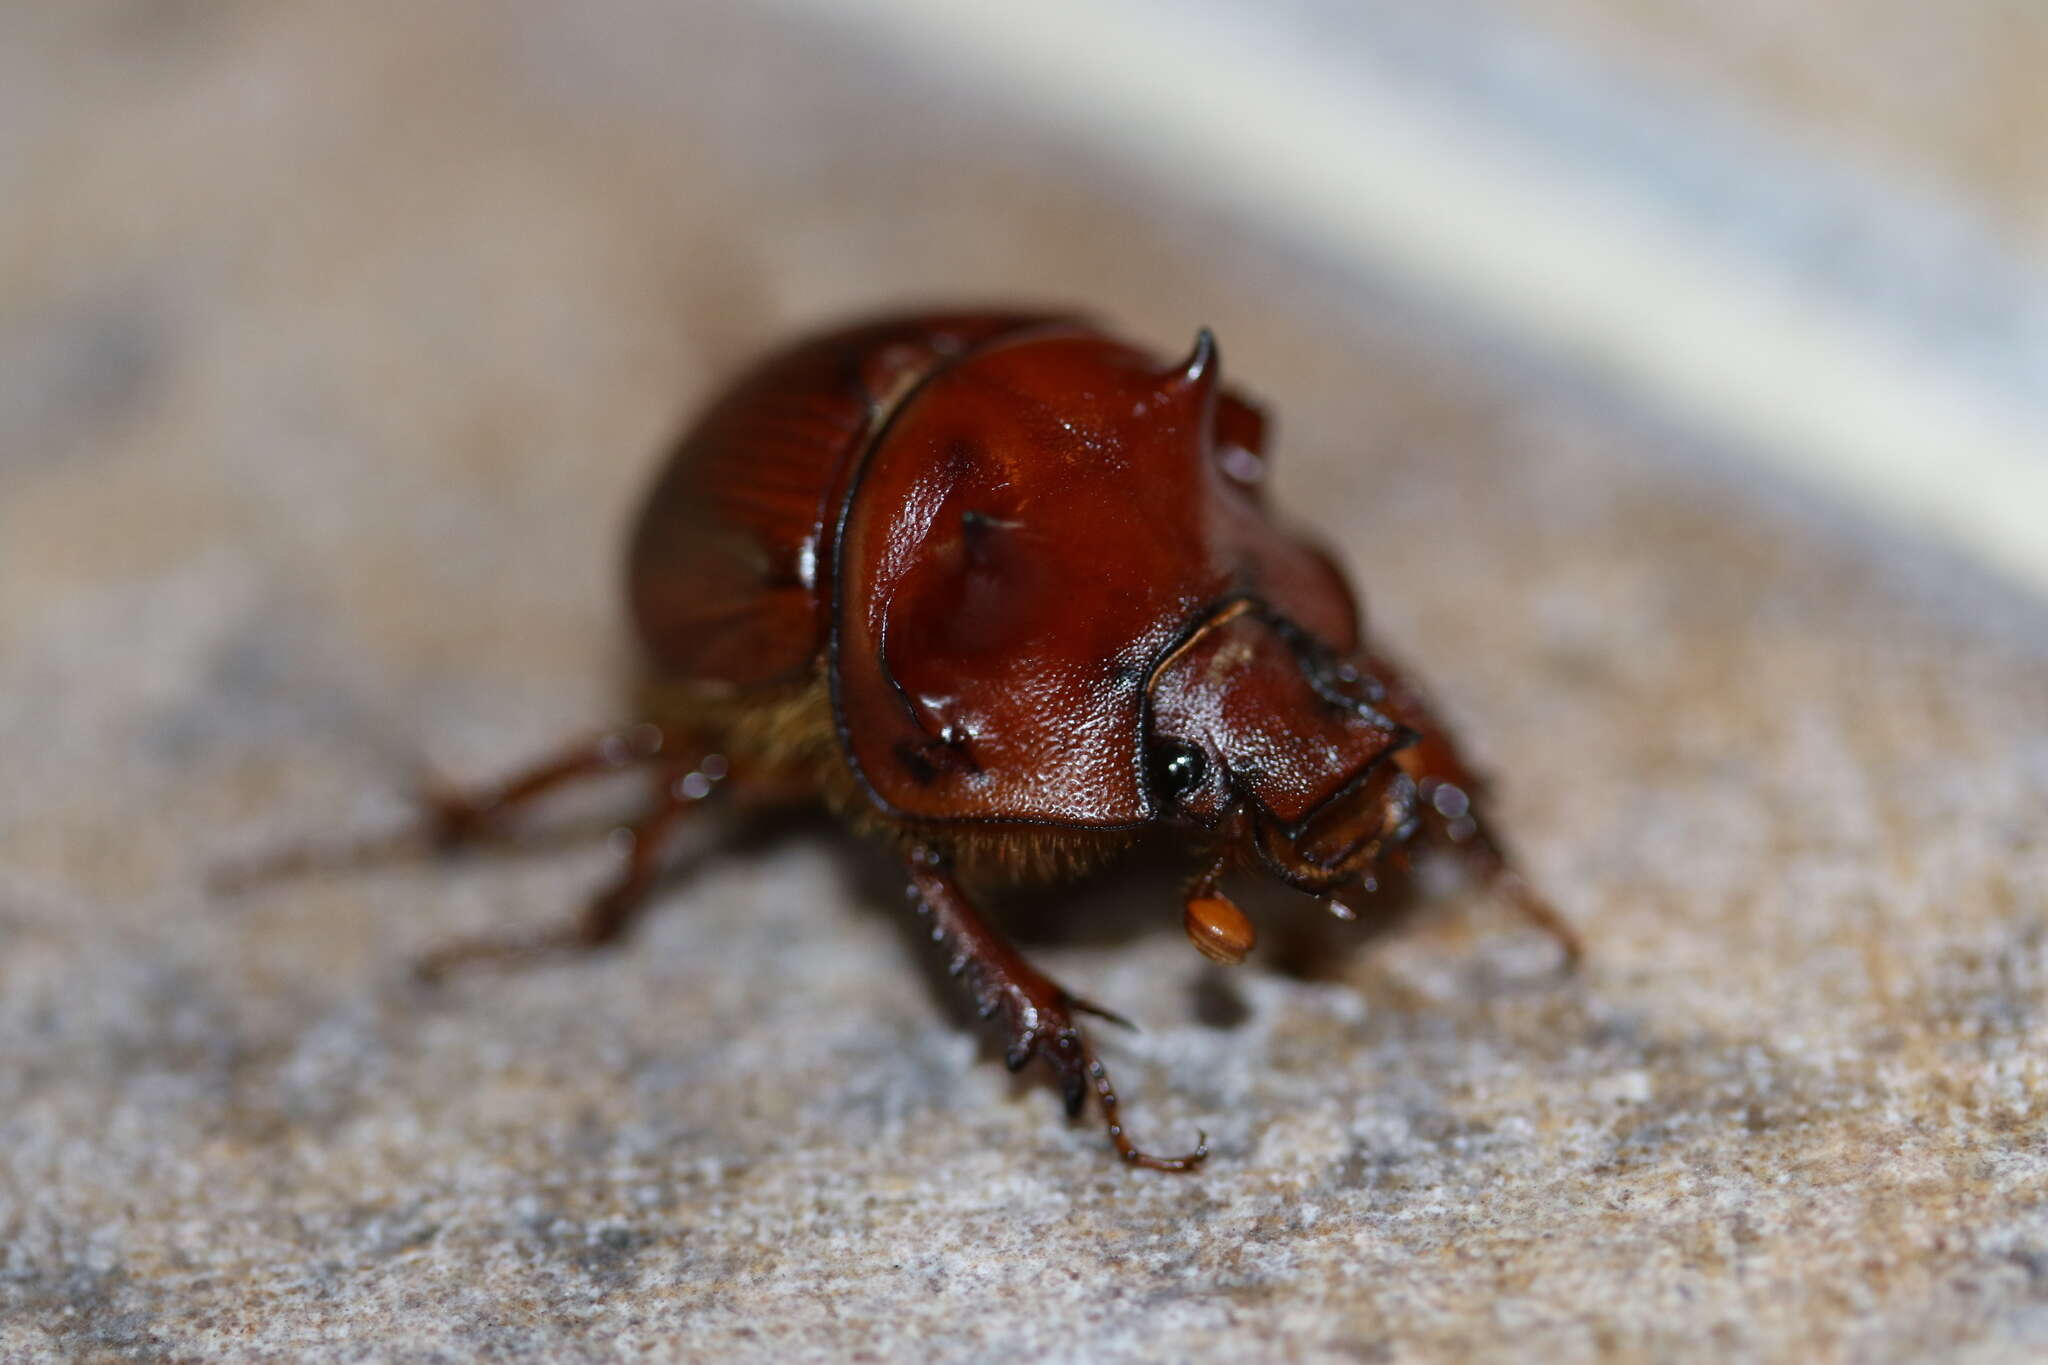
905, 849, 1207, 1172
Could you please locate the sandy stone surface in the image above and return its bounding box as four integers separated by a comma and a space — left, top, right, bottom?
4, 5, 2047, 1362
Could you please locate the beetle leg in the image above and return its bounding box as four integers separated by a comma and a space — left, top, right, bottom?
1438, 821, 1583, 967
1367, 655, 1583, 965
1410, 772, 1582, 967
412, 722, 680, 849
212, 723, 682, 889
414, 756, 715, 981
903, 850, 1207, 1172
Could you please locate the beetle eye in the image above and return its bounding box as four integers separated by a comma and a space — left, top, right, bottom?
1150, 741, 1208, 805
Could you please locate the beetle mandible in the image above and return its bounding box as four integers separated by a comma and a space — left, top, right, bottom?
259, 312, 1580, 1170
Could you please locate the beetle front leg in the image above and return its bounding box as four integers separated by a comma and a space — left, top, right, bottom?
1368, 654, 1583, 965
903, 849, 1207, 1172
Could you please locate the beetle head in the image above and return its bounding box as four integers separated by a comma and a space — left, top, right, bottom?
1144, 599, 1419, 896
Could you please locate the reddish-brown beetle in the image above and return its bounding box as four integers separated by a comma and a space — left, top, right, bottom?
240, 312, 1578, 1170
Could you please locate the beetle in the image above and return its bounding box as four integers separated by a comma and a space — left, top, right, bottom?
245, 312, 1578, 1170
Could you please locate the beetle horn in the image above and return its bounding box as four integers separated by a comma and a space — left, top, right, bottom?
1162, 327, 1219, 395
1161, 328, 1221, 430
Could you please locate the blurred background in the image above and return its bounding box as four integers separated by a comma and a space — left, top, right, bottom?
3, 4, 2046, 1362
6, 0, 2044, 604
